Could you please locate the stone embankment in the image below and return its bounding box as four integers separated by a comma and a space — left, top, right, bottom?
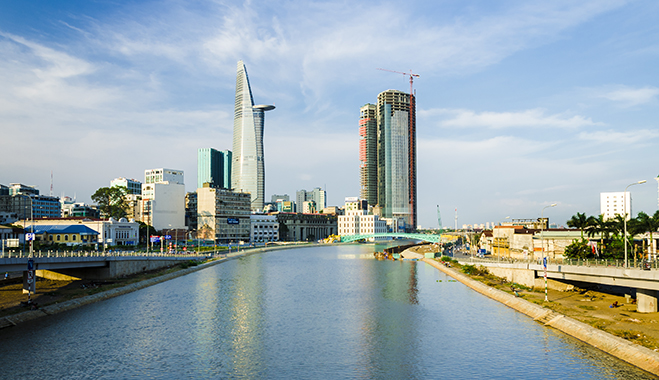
423, 258, 659, 376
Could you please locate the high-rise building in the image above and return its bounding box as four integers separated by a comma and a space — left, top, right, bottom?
359, 104, 378, 207
142, 168, 185, 230
366, 89, 416, 231
600, 192, 632, 221
197, 148, 231, 189
231, 60, 275, 211
296, 188, 326, 213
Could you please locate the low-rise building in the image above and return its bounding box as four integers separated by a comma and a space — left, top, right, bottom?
32, 225, 99, 246
338, 197, 387, 240
16, 217, 140, 247
276, 212, 337, 242
250, 214, 279, 243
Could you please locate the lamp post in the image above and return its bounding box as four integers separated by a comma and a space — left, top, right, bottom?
541, 203, 557, 302
624, 180, 646, 268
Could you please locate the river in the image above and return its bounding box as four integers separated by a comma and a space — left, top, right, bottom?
0, 244, 654, 379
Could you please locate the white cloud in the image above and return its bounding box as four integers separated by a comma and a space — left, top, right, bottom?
431, 108, 602, 129
598, 86, 659, 107
578, 129, 659, 144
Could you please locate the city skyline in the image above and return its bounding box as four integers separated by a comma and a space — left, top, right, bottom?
1, 1, 659, 227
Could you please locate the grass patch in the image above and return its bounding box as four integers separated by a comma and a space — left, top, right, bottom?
608, 329, 657, 349
577, 305, 597, 311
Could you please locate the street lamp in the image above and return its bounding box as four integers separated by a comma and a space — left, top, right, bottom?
624, 180, 646, 268
541, 203, 557, 302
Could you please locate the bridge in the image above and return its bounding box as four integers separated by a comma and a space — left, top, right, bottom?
456, 256, 659, 313
340, 233, 442, 243
0, 252, 212, 283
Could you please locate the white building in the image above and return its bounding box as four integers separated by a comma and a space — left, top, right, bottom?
600, 192, 631, 220
338, 197, 387, 240
144, 168, 184, 185
250, 214, 279, 243
110, 177, 142, 195
142, 181, 186, 230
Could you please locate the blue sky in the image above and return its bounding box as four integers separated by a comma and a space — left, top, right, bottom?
1, 0, 658, 228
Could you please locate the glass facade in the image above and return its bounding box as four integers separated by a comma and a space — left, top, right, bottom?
231, 61, 274, 211
197, 148, 231, 189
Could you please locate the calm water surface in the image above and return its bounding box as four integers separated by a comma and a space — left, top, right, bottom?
0, 244, 655, 379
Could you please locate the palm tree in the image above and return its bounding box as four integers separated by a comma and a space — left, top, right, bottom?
634, 211, 659, 261
566, 212, 595, 240
587, 214, 613, 256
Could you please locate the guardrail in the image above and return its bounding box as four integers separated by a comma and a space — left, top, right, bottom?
457, 254, 658, 270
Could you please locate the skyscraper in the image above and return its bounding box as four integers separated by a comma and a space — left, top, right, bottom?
359, 104, 378, 208
197, 148, 231, 189
360, 89, 417, 231
231, 60, 275, 211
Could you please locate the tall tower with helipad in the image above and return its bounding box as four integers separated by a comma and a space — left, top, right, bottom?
231, 60, 275, 211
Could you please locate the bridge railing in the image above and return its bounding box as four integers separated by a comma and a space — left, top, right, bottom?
457, 254, 658, 270
0, 249, 220, 259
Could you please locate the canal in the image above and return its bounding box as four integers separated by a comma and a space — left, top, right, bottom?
0, 244, 655, 379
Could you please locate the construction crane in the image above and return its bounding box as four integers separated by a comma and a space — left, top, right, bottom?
376, 68, 420, 97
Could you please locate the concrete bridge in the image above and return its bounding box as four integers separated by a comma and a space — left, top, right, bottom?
0, 252, 212, 282
340, 233, 442, 243
458, 257, 659, 313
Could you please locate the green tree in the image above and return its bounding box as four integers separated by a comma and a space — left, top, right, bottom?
91, 186, 129, 219
564, 239, 592, 260
566, 212, 595, 240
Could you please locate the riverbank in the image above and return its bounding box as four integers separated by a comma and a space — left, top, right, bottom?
422, 257, 659, 376
0, 243, 315, 329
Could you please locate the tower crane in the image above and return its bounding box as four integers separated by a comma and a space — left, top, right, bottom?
376, 68, 420, 97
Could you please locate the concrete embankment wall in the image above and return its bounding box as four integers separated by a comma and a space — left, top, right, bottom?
423, 258, 659, 376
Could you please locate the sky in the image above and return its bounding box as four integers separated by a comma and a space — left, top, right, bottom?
1, 0, 658, 229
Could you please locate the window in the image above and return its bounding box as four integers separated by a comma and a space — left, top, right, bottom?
73, 235, 77, 241
56, 235, 61, 241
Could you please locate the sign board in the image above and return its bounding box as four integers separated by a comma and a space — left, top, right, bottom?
227, 218, 239, 224
150, 236, 160, 243
26, 233, 35, 241
27, 259, 34, 271
6, 239, 19, 248
164, 235, 172, 240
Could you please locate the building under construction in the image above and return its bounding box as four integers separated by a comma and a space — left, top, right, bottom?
359, 89, 417, 231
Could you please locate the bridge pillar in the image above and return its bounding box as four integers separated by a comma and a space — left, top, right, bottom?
637, 288, 657, 313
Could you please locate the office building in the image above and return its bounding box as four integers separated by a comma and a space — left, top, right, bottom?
250, 214, 279, 243
145, 168, 184, 185
8, 183, 39, 196
141, 181, 185, 231
296, 188, 326, 213
110, 177, 142, 195
197, 148, 231, 189
600, 192, 632, 221
359, 104, 378, 207
197, 186, 251, 243
0, 194, 61, 220
231, 60, 275, 211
